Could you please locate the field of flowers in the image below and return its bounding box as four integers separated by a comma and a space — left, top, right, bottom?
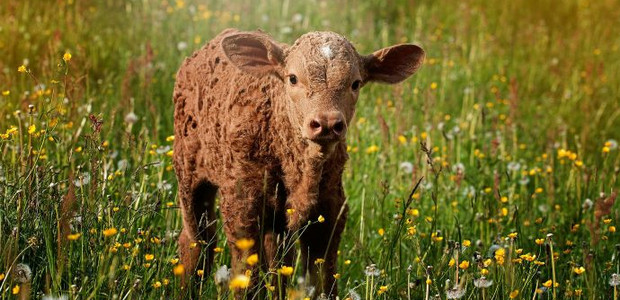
1, 0, 620, 299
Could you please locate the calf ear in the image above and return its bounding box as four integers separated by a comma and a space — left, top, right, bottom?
364, 44, 425, 84
221, 32, 285, 78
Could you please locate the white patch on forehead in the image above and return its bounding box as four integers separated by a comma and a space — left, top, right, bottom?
320, 44, 333, 59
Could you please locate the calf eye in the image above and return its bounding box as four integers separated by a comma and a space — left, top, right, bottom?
351, 80, 361, 91
289, 75, 298, 85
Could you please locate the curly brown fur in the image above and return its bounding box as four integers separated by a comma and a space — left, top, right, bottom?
173, 28, 424, 299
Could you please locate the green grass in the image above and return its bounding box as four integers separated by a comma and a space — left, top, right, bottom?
1, 0, 620, 299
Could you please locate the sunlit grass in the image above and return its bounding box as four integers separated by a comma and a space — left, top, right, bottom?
1, 0, 620, 299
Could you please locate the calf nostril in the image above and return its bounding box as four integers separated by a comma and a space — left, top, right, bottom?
309, 119, 322, 131
332, 121, 345, 135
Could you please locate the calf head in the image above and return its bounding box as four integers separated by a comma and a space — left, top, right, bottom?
222, 31, 424, 150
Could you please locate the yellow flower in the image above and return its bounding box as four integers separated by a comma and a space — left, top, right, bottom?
166, 150, 174, 157
535, 238, 545, 245
214, 247, 223, 253
509, 290, 519, 298
75, 146, 82, 153
426, 278, 432, 285
63, 52, 72, 62
235, 238, 255, 251
173, 264, 185, 276
286, 208, 295, 215
246, 254, 259, 266
102, 228, 118, 237
602, 146, 610, 153
603, 218, 612, 224
542, 280, 558, 288
152, 281, 162, 288
2, 90, 9, 96
229, 274, 250, 289
430, 82, 438, 90
169, 258, 179, 264
407, 226, 417, 236
18, 65, 27, 73
480, 268, 489, 276
0, 273, 4, 280
197, 269, 204, 277
278, 266, 294, 276
508, 232, 518, 239
28, 124, 36, 134
166, 135, 175, 142
365, 145, 379, 154
610, 226, 617, 233
378, 285, 388, 294
449, 258, 455, 267
12, 285, 20, 294
462, 240, 471, 247
145, 254, 154, 261
458, 260, 470, 270
573, 266, 585, 275
317, 215, 325, 223
163, 278, 170, 285
344, 259, 351, 265
398, 135, 407, 145
314, 258, 325, 265
378, 228, 385, 236
67, 233, 81, 240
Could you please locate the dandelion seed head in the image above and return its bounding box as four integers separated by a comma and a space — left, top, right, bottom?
13, 263, 32, 283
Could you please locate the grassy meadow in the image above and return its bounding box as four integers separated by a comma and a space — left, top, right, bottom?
1, 0, 620, 299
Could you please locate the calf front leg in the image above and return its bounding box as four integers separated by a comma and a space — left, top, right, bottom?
300, 197, 348, 299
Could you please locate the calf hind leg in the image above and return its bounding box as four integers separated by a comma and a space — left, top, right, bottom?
178, 180, 219, 281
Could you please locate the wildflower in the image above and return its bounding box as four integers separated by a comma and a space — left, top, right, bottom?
535, 238, 545, 245
152, 281, 161, 288
364, 264, 380, 277
13, 264, 32, 283
18, 65, 27, 73
67, 233, 81, 241
462, 240, 471, 247
278, 266, 294, 276
610, 226, 616, 233
102, 228, 118, 237
473, 277, 493, 288
399, 161, 413, 174
377, 228, 385, 236
145, 254, 154, 261
509, 290, 519, 298
508, 232, 518, 239
573, 266, 585, 275
197, 269, 204, 277
173, 264, 185, 276
542, 280, 558, 288
610, 274, 620, 286
494, 247, 505, 265
124, 112, 138, 124
378, 285, 388, 294
2, 90, 9, 96
446, 287, 466, 299
430, 82, 438, 90
63, 52, 72, 62
449, 258, 455, 267
235, 238, 255, 250
28, 124, 36, 134
365, 145, 379, 154
317, 215, 325, 223
0, 273, 4, 281
333, 273, 341, 279
169, 258, 179, 264
480, 268, 489, 276
407, 226, 417, 236
229, 274, 250, 289
458, 260, 470, 270
214, 265, 230, 285
166, 135, 175, 142
214, 247, 224, 253
314, 258, 325, 265
12, 285, 20, 294
246, 254, 258, 266
286, 208, 295, 215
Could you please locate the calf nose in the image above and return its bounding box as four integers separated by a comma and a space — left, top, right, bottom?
306, 111, 347, 142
